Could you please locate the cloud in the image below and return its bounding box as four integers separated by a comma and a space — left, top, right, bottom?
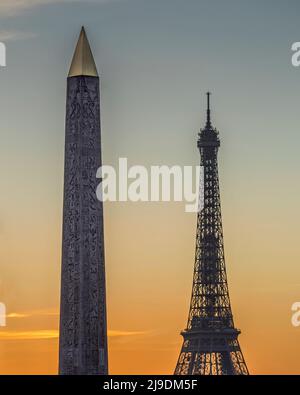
6, 312, 30, 318
0, 329, 149, 340
2, 309, 150, 340
0, 0, 111, 17
0, 0, 69, 16
0, 30, 37, 41
5, 309, 59, 318
0, 330, 59, 340
108, 330, 149, 338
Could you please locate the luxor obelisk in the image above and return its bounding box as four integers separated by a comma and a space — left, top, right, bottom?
59, 27, 108, 375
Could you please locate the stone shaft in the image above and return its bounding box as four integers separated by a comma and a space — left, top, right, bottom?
59, 75, 108, 375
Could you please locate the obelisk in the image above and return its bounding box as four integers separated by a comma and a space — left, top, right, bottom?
59, 27, 108, 375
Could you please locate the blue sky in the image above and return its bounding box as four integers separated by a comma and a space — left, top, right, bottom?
1, 0, 300, 231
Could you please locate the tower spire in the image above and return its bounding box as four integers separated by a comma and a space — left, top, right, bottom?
68, 26, 98, 77
206, 91, 211, 128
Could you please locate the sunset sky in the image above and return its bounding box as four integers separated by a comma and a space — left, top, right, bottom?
1, 0, 300, 374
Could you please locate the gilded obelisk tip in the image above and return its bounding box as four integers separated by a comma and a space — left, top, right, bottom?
68, 27, 98, 77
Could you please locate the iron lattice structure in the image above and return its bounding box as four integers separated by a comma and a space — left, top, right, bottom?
174, 93, 248, 375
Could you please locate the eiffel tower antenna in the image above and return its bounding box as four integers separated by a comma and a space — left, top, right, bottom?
206, 91, 211, 127
174, 93, 249, 375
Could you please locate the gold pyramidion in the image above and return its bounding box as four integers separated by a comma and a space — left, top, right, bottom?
68, 27, 98, 77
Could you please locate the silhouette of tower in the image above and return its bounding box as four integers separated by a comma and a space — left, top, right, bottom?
59, 27, 108, 375
174, 93, 248, 375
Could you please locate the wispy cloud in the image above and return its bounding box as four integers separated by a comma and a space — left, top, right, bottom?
108, 330, 149, 338
0, 0, 111, 17
0, 1, 114, 39
0, 329, 149, 340
0, 30, 36, 41
2, 309, 150, 340
5, 309, 58, 318
6, 312, 30, 318
0, 329, 59, 340
0, 0, 70, 17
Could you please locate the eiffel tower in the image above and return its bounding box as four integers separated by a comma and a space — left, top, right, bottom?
174, 93, 249, 375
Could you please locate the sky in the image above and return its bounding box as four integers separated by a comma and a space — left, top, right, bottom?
0, 0, 300, 374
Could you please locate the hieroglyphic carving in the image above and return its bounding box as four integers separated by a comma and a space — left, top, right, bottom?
59, 76, 108, 375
